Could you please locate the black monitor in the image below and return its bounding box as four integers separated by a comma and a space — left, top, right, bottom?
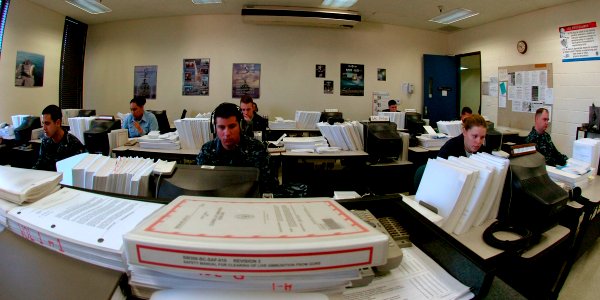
77, 109, 96, 117
360, 121, 402, 163
405, 112, 425, 135
499, 152, 568, 236
157, 165, 260, 201
319, 111, 343, 124
14, 116, 41, 144
148, 110, 171, 134
83, 118, 122, 156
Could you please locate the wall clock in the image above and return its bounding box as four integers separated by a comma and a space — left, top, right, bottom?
517, 40, 528, 54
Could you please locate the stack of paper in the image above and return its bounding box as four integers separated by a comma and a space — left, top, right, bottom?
0, 198, 19, 232
7, 187, 163, 271
123, 196, 389, 292
61, 109, 81, 126
572, 138, 600, 171
417, 134, 449, 148
68, 116, 96, 144
416, 153, 509, 234
317, 121, 364, 151
11, 114, 31, 127
139, 131, 181, 150
295, 111, 321, 129
174, 118, 211, 150
546, 165, 591, 189
378, 112, 405, 130
269, 117, 297, 130
282, 136, 328, 151
0, 166, 62, 205
108, 129, 129, 154
437, 120, 463, 137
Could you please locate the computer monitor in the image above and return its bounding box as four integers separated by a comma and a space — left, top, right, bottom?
148, 110, 171, 134
319, 111, 343, 124
404, 112, 425, 135
77, 109, 96, 117
360, 121, 402, 163
14, 116, 41, 144
83, 118, 122, 156
499, 152, 568, 236
157, 165, 260, 200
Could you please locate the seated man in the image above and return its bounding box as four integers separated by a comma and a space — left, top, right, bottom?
197, 102, 278, 194
122, 96, 158, 138
460, 106, 473, 122
33, 105, 85, 171
525, 108, 568, 166
240, 94, 268, 139
382, 99, 398, 112
438, 114, 489, 159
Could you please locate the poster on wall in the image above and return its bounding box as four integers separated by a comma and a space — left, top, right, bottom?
316, 65, 326, 78
372, 91, 390, 115
15, 51, 44, 87
340, 63, 364, 96
134, 65, 157, 99
182, 58, 210, 96
324, 80, 334, 94
232, 63, 261, 98
377, 68, 386, 81
559, 22, 600, 62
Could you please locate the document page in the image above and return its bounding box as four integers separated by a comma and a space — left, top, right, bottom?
343, 246, 473, 300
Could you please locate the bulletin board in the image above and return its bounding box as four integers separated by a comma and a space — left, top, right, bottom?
497, 63, 553, 131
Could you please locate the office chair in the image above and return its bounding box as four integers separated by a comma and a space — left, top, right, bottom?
180, 109, 187, 119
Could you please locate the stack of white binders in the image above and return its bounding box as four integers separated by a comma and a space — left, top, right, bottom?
123, 196, 390, 294
317, 121, 364, 151
174, 118, 211, 150
378, 111, 405, 130
437, 120, 463, 137
139, 131, 181, 150
295, 111, 321, 129
416, 153, 509, 235
68, 116, 96, 144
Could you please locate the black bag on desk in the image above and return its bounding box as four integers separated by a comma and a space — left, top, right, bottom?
588, 104, 600, 130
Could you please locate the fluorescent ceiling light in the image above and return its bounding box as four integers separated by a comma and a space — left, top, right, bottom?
192, 0, 222, 4
460, 67, 468, 70
429, 8, 478, 24
322, 0, 358, 8
66, 0, 111, 14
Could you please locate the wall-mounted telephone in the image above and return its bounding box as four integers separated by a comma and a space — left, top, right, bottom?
402, 83, 414, 94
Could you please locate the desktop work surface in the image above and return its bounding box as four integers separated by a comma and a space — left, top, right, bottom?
0, 230, 127, 300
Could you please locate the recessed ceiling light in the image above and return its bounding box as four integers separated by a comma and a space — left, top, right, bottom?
65, 0, 111, 14
322, 0, 358, 9
429, 8, 478, 25
192, 0, 222, 4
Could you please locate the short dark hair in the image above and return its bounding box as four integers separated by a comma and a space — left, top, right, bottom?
130, 96, 147, 107
388, 100, 397, 106
240, 94, 254, 105
461, 106, 473, 115
213, 102, 243, 123
42, 104, 62, 122
535, 107, 548, 117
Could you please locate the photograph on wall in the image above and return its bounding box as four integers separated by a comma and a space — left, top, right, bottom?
134, 65, 157, 99
340, 63, 364, 96
232, 63, 260, 98
14, 51, 44, 87
324, 80, 334, 94
377, 68, 386, 81
182, 58, 210, 96
559, 22, 600, 62
316, 65, 326, 78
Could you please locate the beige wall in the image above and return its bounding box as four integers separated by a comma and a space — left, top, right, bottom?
449, 0, 600, 156
460, 68, 481, 115
84, 15, 448, 123
0, 0, 65, 123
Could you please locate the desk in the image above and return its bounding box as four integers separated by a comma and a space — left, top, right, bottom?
267, 128, 321, 140
280, 150, 368, 196
112, 145, 199, 164
0, 230, 127, 300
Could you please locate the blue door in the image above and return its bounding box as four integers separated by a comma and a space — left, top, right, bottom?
423, 54, 459, 127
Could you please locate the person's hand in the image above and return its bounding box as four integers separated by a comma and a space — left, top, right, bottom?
133, 120, 143, 134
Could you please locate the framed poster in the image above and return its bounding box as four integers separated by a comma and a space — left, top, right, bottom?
232, 63, 261, 98
340, 63, 364, 96
15, 51, 44, 87
183, 58, 210, 96
316, 65, 326, 78
324, 80, 334, 94
377, 68, 386, 81
134, 65, 157, 99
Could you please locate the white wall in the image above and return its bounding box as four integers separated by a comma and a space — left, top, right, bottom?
0, 0, 65, 123
83, 15, 448, 123
449, 0, 600, 156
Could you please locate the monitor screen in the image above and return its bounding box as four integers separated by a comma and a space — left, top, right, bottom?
361, 121, 402, 163
405, 112, 425, 135
77, 109, 96, 117
157, 165, 260, 201
14, 116, 41, 144
148, 110, 171, 134
84, 119, 121, 155
499, 152, 568, 235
